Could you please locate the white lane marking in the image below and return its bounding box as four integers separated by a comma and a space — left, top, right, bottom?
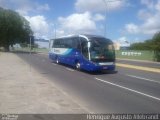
66, 68, 75, 72
126, 74, 160, 84
95, 77, 160, 101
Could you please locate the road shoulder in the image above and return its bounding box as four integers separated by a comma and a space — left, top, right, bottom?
0, 52, 87, 113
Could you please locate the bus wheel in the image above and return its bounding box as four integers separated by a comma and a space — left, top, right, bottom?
56, 57, 59, 64
76, 62, 81, 70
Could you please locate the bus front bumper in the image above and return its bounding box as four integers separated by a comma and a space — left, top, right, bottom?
87, 64, 116, 72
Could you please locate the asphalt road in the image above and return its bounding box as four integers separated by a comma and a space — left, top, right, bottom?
16, 53, 160, 113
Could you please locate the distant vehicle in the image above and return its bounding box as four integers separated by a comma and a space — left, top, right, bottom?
49, 34, 115, 72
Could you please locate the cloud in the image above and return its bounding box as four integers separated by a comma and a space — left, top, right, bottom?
138, 9, 152, 20
93, 14, 105, 21
25, 15, 51, 39
118, 36, 127, 41
36, 3, 50, 11
58, 12, 97, 35
141, 13, 160, 34
54, 30, 65, 38
125, 23, 139, 34
75, 0, 129, 12
140, 0, 155, 9
155, 0, 160, 11
0, 0, 9, 8
0, 0, 50, 15
18, 2, 50, 15
124, 0, 160, 35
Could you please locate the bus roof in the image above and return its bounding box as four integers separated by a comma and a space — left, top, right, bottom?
52, 34, 110, 41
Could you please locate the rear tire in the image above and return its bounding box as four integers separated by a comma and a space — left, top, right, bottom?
76, 62, 81, 70
56, 57, 59, 64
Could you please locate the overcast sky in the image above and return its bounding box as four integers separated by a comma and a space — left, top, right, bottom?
1, 0, 160, 43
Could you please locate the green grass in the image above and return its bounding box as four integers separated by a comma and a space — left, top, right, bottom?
13, 47, 49, 53
115, 50, 155, 61
33, 48, 49, 53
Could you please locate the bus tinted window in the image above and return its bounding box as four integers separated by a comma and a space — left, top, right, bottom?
53, 39, 69, 48
80, 37, 89, 59
72, 37, 81, 50
53, 39, 60, 48
90, 37, 115, 62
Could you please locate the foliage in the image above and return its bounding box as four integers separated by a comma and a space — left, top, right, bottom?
34, 43, 39, 48
0, 7, 33, 51
20, 43, 28, 48
152, 32, 160, 61
130, 32, 160, 61
152, 32, 160, 51
130, 40, 152, 50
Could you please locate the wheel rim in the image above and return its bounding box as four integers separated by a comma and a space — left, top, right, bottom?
56, 58, 59, 64
76, 62, 80, 69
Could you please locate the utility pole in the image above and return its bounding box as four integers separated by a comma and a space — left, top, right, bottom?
103, 0, 107, 37
54, 23, 57, 39
29, 34, 32, 72
103, 0, 122, 37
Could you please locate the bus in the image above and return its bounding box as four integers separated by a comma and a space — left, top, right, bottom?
49, 34, 115, 72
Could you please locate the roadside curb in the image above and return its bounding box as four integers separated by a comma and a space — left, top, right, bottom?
117, 58, 160, 64
117, 63, 160, 73
0, 52, 87, 113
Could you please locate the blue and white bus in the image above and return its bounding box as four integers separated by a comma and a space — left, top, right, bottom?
49, 34, 115, 72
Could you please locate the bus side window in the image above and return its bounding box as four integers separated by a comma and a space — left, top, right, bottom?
53, 39, 64, 48
72, 37, 81, 51
53, 39, 59, 48
65, 38, 72, 48
76, 38, 81, 51
80, 38, 89, 59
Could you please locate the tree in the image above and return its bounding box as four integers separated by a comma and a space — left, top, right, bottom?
34, 43, 39, 48
0, 7, 33, 51
152, 32, 160, 61
130, 32, 160, 61
130, 39, 152, 50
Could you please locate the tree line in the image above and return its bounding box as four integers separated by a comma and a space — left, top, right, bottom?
0, 7, 33, 51
130, 32, 160, 61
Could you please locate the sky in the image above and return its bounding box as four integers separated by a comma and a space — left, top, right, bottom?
1, 0, 160, 44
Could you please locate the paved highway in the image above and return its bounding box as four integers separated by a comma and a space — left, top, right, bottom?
17, 53, 160, 113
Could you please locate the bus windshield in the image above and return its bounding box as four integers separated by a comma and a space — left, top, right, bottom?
89, 38, 115, 62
